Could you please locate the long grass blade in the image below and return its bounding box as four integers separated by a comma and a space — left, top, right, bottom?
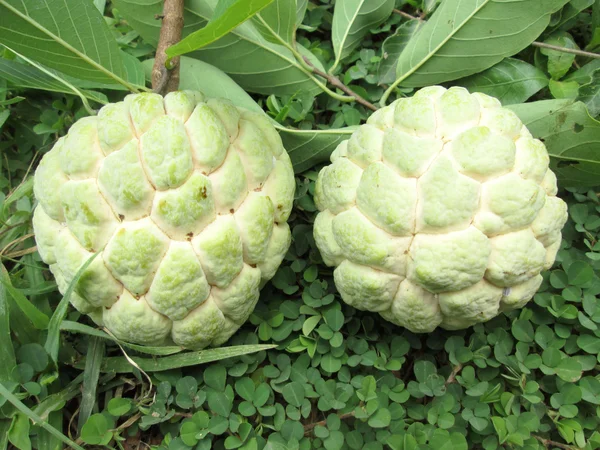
73, 344, 277, 373
44, 253, 99, 363
60, 321, 184, 356
77, 336, 105, 431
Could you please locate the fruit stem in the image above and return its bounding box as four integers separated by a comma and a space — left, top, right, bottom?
152, 0, 185, 95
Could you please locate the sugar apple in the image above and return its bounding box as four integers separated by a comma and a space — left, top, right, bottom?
314, 86, 568, 333
32, 91, 295, 349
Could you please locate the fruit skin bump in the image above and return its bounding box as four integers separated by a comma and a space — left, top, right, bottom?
313, 86, 568, 333
32, 90, 296, 349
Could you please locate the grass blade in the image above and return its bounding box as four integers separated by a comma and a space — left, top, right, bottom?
60, 321, 184, 356
0, 265, 39, 344
73, 344, 277, 373
77, 336, 105, 431
0, 274, 17, 382
44, 252, 99, 364
0, 274, 49, 330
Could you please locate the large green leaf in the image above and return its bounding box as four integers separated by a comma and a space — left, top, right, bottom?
386, 0, 569, 94
457, 58, 549, 105
331, 0, 395, 72
0, 0, 132, 87
509, 100, 600, 187
0, 58, 108, 104
113, 0, 324, 96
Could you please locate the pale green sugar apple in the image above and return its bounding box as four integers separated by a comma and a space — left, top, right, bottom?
32, 90, 295, 349
313, 86, 568, 333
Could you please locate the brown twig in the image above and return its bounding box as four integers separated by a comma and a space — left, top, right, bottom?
533, 435, 579, 450
151, 0, 185, 95
303, 411, 355, 435
393, 9, 423, 21
302, 57, 378, 111
531, 41, 600, 60
445, 364, 463, 385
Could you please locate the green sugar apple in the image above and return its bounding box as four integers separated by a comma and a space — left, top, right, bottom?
32, 91, 295, 349
314, 86, 568, 333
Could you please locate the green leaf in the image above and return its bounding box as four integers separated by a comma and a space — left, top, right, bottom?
542, 347, 563, 367
107, 398, 132, 417
435, 411, 455, 429
567, 261, 594, 285
331, 0, 395, 72
77, 337, 105, 431
80, 414, 111, 445
114, 0, 324, 96
8, 413, 31, 450
282, 381, 305, 407
549, 79, 580, 99
508, 100, 600, 186
204, 365, 227, 391
324, 309, 344, 332
0, 58, 108, 104
0, 0, 133, 87
302, 314, 321, 335
180, 422, 200, 446
235, 378, 256, 402
577, 334, 600, 353
386, 0, 569, 93
207, 391, 233, 417
73, 344, 276, 372
555, 358, 583, 382
166, 0, 275, 58
414, 360, 436, 383
368, 408, 391, 428
379, 20, 424, 84
540, 33, 578, 80
511, 320, 534, 343
458, 58, 549, 105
